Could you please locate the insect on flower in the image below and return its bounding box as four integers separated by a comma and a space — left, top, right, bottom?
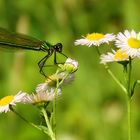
0, 27, 68, 77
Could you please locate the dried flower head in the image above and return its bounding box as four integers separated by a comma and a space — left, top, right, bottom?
23, 88, 61, 105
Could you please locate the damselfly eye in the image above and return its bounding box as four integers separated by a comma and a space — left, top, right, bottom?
54, 43, 62, 52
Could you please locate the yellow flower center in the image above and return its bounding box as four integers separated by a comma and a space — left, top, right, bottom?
45, 74, 59, 87
0, 96, 14, 106
128, 38, 140, 49
114, 50, 129, 61
86, 33, 104, 41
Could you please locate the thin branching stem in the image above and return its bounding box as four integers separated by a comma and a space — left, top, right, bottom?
41, 107, 56, 140
104, 64, 127, 94
95, 46, 101, 55
10, 107, 49, 135
52, 72, 69, 138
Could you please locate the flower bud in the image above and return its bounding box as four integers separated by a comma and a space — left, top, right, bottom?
59, 58, 78, 73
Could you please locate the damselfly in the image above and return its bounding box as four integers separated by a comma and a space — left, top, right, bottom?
0, 27, 67, 77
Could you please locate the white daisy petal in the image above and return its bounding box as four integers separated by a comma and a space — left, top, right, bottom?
65, 58, 78, 68
14, 91, 27, 103
36, 83, 48, 93
23, 88, 61, 104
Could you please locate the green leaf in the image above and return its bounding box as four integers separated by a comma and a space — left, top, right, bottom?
131, 80, 137, 97
38, 125, 49, 134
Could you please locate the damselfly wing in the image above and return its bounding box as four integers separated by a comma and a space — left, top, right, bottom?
0, 27, 67, 77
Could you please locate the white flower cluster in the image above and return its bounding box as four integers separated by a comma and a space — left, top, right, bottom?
0, 58, 78, 113
75, 30, 140, 64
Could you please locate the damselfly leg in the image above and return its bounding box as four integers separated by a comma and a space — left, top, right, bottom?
53, 51, 68, 65
38, 43, 68, 77
38, 49, 53, 77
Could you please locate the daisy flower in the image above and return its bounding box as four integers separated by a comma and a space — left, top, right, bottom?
23, 88, 61, 104
116, 30, 140, 57
100, 49, 129, 64
0, 91, 26, 113
36, 73, 75, 93
35, 58, 78, 92
36, 74, 62, 91
74, 33, 115, 47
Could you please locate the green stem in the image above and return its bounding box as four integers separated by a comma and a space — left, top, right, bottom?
127, 97, 132, 140
95, 46, 101, 55
105, 65, 127, 94
127, 57, 132, 140
41, 108, 56, 140
52, 72, 69, 134
10, 107, 48, 135
53, 88, 57, 134
128, 57, 132, 96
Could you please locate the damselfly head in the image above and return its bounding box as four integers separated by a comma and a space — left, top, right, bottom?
54, 43, 63, 52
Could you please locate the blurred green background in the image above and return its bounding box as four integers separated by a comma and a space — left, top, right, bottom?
0, 0, 140, 140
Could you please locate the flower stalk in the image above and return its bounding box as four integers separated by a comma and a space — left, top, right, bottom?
74, 30, 140, 140
10, 106, 49, 135
127, 97, 132, 140
105, 64, 127, 94
126, 57, 132, 140
0, 58, 78, 140
41, 107, 56, 140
